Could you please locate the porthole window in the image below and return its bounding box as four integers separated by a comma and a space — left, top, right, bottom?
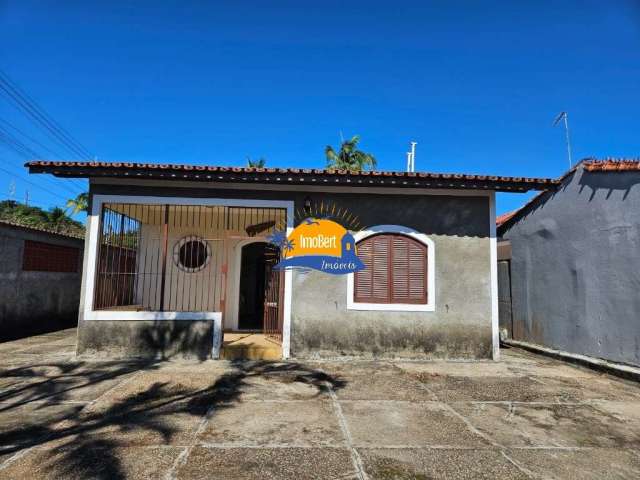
174, 236, 211, 272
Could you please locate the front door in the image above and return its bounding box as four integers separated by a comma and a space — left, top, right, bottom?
238, 242, 269, 330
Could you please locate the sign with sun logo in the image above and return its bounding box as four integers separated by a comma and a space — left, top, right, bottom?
267, 201, 365, 275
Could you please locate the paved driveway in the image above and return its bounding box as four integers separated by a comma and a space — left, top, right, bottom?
1, 329, 639, 479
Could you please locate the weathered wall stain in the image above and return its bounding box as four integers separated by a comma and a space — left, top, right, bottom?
0, 224, 84, 341
77, 184, 492, 359
502, 165, 640, 366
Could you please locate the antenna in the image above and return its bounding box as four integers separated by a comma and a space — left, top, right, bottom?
553, 112, 573, 168
406, 141, 417, 172
410, 141, 417, 172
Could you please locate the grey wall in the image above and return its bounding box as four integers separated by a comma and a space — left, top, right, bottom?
78, 182, 493, 359
288, 193, 492, 359
501, 165, 640, 366
0, 224, 84, 341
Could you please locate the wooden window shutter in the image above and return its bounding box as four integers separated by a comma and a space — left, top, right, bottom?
355, 235, 390, 302
354, 233, 427, 305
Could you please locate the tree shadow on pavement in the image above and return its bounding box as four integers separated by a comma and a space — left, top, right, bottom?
0, 359, 346, 480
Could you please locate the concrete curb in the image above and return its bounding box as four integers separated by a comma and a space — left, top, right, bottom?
503, 339, 640, 383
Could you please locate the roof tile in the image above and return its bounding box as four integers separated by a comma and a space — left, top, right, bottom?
26, 160, 558, 192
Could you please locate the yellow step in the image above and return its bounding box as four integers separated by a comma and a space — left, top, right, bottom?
221, 333, 282, 360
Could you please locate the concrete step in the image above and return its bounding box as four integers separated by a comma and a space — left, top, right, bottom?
221, 333, 282, 360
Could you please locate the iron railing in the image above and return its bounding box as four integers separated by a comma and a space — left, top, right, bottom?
94, 203, 286, 317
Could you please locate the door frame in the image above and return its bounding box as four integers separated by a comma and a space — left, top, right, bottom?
228, 237, 270, 332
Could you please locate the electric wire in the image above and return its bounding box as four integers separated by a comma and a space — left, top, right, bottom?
0, 69, 94, 159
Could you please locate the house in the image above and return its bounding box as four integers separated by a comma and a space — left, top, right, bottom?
0, 219, 84, 341
27, 161, 556, 360
498, 159, 640, 367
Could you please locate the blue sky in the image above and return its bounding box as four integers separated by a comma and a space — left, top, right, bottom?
0, 1, 638, 217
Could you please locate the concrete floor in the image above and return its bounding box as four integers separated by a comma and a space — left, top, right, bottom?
0, 329, 639, 479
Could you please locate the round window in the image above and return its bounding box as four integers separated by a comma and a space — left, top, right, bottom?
173, 236, 211, 272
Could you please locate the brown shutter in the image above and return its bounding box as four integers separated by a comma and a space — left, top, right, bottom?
354, 233, 427, 305
405, 238, 427, 304
22, 240, 79, 273
354, 239, 373, 301
371, 235, 390, 302
391, 236, 410, 300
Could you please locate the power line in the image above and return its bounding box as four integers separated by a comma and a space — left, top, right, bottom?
0, 162, 73, 203
0, 117, 66, 159
0, 193, 50, 208
0, 142, 85, 197
0, 69, 94, 160
0, 69, 93, 158
0, 128, 86, 195
0, 126, 39, 157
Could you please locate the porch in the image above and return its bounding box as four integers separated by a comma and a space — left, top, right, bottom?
84, 197, 293, 359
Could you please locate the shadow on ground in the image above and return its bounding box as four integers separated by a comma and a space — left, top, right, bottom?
0, 359, 346, 479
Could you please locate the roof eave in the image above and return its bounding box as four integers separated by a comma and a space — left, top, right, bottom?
27, 163, 558, 193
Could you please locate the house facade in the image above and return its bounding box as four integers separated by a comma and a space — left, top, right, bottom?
498, 159, 640, 367
28, 161, 555, 360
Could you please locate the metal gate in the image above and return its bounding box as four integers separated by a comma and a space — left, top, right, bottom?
497, 260, 514, 339
263, 252, 284, 343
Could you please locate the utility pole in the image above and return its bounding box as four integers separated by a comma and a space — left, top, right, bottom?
24, 190, 29, 206
553, 112, 573, 168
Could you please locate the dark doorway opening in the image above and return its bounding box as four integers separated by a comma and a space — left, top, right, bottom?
238, 242, 270, 330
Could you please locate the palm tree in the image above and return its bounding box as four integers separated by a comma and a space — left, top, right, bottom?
47, 207, 68, 232
325, 135, 377, 171
246, 157, 266, 168
66, 192, 88, 215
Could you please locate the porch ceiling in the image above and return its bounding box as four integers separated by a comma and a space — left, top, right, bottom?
26, 161, 559, 192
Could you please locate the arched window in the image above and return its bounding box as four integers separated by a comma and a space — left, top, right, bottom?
354, 233, 428, 305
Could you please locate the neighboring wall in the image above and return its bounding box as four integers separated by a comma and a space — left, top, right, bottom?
79, 182, 493, 359
0, 223, 84, 341
501, 165, 640, 366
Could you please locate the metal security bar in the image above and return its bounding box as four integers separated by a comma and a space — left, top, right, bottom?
263, 260, 284, 343
93, 203, 286, 314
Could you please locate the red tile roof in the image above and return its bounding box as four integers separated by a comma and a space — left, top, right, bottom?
583, 159, 640, 172
25, 161, 558, 192
0, 218, 84, 239
497, 158, 640, 232
496, 211, 517, 227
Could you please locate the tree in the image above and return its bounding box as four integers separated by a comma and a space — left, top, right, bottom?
0, 200, 84, 236
66, 192, 89, 215
46, 207, 69, 233
246, 157, 266, 168
325, 135, 377, 171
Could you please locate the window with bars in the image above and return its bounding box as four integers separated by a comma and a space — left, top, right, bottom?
92, 203, 286, 313
354, 233, 428, 304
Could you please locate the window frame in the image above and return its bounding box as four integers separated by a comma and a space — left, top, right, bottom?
173, 235, 212, 273
346, 225, 435, 312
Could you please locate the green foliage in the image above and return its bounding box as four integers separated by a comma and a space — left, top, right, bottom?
66, 192, 89, 215
246, 157, 266, 168
0, 200, 85, 236
325, 134, 377, 171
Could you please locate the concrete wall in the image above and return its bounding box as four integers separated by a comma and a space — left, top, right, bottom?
77, 182, 493, 359
501, 165, 640, 366
0, 224, 84, 341
289, 193, 492, 359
